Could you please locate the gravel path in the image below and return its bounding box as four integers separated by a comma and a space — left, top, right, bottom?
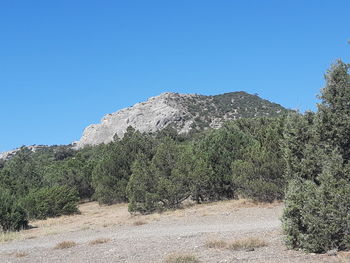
0, 203, 342, 263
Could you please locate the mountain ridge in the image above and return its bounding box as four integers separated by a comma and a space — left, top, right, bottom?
0, 91, 289, 158
74, 91, 288, 148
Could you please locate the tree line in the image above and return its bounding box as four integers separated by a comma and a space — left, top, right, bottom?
0, 114, 286, 229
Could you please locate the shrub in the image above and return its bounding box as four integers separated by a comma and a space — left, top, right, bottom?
0, 189, 28, 231
21, 186, 79, 220
231, 145, 285, 202
283, 172, 350, 253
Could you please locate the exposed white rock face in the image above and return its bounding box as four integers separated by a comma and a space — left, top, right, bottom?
75, 92, 192, 148
0, 150, 16, 160
0, 145, 45, 161
74, 91, 288, 149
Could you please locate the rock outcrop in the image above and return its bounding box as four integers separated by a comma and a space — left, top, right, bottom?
74, 91, 288, 148
0, 145, 46, 161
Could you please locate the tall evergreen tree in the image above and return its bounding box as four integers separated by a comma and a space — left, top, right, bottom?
317, 60, 350, 161
127, 154, 160, 213
195, 123, 253, 200
232, 117, 286, 202
282, 60, 350, 253
92, 127, 155, 204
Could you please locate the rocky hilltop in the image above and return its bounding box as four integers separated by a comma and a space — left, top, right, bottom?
0, 145, 46, 161
75, 91, 288, 148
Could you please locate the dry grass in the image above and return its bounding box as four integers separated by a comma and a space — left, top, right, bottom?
228, 237, 268, 251
0, 231, 20, 243
88, 238, 111, 245
54, 241, 77, 249
164, 253, 200, 263
205, 239, 227, 249
14, 251, 28, 258
206, 237, 267, 251
163, 199, 280, 218
3, 202, 131, 242
0, 199, 272, 243
132, 220, 147, 226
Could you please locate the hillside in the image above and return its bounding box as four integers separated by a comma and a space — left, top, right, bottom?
75, 91, 288, 148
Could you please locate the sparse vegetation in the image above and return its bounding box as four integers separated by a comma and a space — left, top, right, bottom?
132, 220, 147, 226
164, 253, 200, 263
14, 252, 28, 258
205, 239, 227, 249
54, 241, 77, 249
88, 238, 110, 245
0, 231, 20, 243
182, 92, 287, 131
228, 237, 268, 251
206, 237, 268, 251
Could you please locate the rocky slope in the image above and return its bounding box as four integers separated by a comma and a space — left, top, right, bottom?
75, 91, 288, 148
0, 145, 46, 161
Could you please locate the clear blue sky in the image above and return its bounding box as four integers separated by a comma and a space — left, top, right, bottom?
0, 0, 349, 152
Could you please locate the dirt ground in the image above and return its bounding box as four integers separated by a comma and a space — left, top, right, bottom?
0, 200, 348, 263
